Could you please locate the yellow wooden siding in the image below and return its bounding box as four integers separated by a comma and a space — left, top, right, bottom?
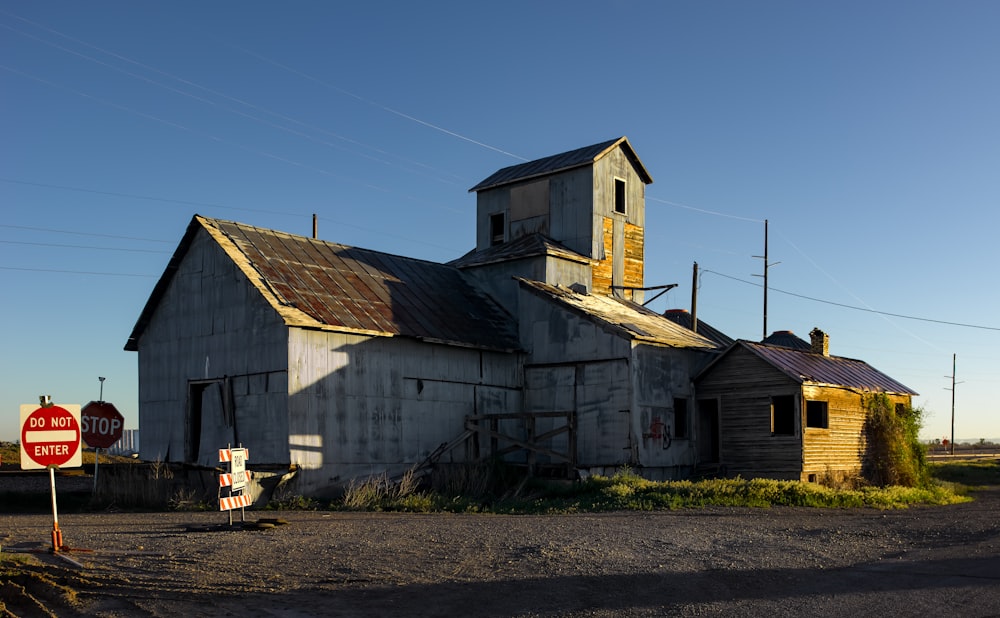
624, 222, 644, 292
592, 217, 614, 296
801, 386, 912, 481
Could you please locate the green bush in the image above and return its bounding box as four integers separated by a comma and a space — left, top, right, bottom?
862, 394, 929, 487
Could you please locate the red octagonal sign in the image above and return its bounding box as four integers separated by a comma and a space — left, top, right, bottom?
20, 404, 82, 470
81, 401, 125, 449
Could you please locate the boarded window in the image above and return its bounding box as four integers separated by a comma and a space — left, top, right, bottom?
806, 400, 829, 429
614, 178, 626, 214
509, 179, 549, 221
489, 212, 505, 246
771, 395, 795, 435
674, 397, 688, 438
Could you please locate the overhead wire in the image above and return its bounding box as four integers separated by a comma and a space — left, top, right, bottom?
701, 269, 1000, 332
0, 14, 471, 187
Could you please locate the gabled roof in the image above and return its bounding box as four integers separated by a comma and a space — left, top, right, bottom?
662, 309, 734, 347
449, 233, 590, 269
125, 216, 521, 352
698, 340, 918, 395
761, 330, 810, 350
469, 137, 653, 193
518, 279, 719, 350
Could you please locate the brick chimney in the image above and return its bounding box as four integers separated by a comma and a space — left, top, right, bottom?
809, 328, 829, 356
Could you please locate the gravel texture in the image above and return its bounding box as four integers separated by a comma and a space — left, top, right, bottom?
2, 488, 999, 617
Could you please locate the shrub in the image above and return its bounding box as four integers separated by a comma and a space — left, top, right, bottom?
862, 394, 929, 487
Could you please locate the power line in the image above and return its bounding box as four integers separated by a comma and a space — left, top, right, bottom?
0, 177, 312, 218
0, 239, 171, 254
0, 16, 470, 188
0, 223, 174, 244
647, 196, 764, 223
701, 269, 1000, 332
0, 265, 154, 278
233, 46, 528, 162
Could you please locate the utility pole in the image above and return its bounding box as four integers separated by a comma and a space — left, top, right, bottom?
944, 354, 961, 455
691, 262, 698, 334
753, 219, 779, 340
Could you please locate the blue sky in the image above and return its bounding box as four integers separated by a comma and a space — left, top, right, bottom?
2, 1, 998, 444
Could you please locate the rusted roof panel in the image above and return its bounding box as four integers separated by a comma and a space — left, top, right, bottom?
449, 234, 590, 269
469, 137, 653, 193
740, 341, 918, 395
127, 216, 521, 352
519, 279, 719, 350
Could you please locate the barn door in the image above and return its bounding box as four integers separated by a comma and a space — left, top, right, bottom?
186, 378, 236, 466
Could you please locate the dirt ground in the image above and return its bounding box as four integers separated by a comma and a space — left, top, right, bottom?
2, 487, 999, 618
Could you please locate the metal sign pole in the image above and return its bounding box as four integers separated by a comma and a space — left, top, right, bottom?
49, 466, 63, 552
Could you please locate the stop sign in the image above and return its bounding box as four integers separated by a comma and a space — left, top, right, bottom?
81, 401, 125, 449
20, 404, 82, 470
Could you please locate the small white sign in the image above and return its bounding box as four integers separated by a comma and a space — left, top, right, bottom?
230, 448, 248, 491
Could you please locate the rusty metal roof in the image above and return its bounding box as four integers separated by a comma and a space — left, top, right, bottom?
449, 234, 590, 269
126, 216, 521, 352
735, 341, 918, 395
469, 137, 653, 193
519, 280, 719, 350
662, 309, 735, 348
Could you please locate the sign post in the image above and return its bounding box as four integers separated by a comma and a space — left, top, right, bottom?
20, 397, 82, 552
81, 400, 125, 492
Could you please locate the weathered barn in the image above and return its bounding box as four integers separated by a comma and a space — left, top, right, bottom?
694, 329, 918, 481
126, 137, 723, 494
125, 217, 523, 494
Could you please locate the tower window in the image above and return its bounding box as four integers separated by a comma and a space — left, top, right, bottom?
614, 178, 626, 214
489, 212, 505, 246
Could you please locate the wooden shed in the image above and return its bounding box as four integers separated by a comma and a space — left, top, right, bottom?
694, 330, 918, 481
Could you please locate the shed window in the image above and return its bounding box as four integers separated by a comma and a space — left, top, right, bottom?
489, 212, 505, 246
771, 395, 795, 435
674, 397, 688, 438
614, 178, 626, 214
806, 400, 829, 429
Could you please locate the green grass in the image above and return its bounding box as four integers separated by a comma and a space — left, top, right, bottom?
8, 440, 992, 514
300, 463, 978, 514
928, 458, 1000, 490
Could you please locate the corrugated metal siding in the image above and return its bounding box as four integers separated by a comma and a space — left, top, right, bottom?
741, 341, 917, 395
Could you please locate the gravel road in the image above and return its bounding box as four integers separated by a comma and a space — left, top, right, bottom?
2, 488, 999, 617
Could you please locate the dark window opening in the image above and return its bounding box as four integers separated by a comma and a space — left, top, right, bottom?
614, 178, 626, 214
772, 395, 795, 435
674, 397, 688, 438
489, 212, 505, 246
806, 400, 829, 429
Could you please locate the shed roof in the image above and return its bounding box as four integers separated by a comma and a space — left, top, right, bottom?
449, 233, 590, 269
662, 309, 735, 347
125, 216, 521, 352
519, 280, 719, 350
699, 340, 918, 395
469, 137, 653, 193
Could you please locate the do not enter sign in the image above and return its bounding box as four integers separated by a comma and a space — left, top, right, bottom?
20, 404, 82, 470
81, 401, 125, 449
